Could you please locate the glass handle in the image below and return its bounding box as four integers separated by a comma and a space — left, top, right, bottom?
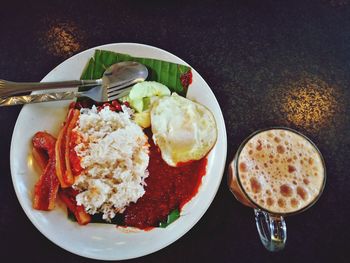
254, 209, 287, 252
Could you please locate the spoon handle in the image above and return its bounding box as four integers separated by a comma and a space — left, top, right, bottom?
0, 79, 101, 97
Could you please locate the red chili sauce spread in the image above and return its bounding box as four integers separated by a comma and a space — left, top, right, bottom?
180, 70, 193, 90
122, 129, 207, 229
68, 108, 207, 229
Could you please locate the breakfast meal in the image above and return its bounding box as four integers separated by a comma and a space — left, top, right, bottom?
31, 55, 218, 229
229, 128, 325, 214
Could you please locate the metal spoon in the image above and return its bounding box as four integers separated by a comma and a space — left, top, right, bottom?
0, 61, 148, 98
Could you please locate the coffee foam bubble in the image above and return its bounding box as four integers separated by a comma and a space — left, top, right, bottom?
238, 129, 324, 214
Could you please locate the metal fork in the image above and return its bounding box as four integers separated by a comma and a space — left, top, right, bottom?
0, 81, 135, 106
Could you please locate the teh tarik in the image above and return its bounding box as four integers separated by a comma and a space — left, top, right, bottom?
235, 129, 325, 214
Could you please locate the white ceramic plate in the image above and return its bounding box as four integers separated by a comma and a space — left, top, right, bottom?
10, 43, 227, 260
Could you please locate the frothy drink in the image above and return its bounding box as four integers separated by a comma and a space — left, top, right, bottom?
232, 129, 325, 214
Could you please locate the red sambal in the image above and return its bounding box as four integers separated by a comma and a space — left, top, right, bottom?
67, 117, 207, 229
123, 129, 207, 229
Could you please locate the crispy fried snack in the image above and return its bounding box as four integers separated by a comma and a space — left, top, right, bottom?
55, 109, 80, 188
32, 147, 49, 171
32, 132, 59, 211
59, 188, 91, 225
32, 111, 90, 224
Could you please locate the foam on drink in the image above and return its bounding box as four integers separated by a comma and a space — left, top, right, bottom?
237, 129, 325, 214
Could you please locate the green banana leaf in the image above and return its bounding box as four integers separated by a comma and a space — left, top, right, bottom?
159, 209, 180, 228
80, 49, 192, 97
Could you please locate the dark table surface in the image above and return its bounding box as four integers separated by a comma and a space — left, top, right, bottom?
1, 0, 349, 262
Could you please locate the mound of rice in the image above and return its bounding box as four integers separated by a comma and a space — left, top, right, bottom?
72, 105, 149, 220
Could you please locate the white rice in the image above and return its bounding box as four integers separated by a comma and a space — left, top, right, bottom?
72, 105, 149, 221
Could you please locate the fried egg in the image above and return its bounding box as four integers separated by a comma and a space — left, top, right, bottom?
151, 93, 217, 167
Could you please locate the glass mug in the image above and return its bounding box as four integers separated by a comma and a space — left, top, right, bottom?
228, 127, 326, 251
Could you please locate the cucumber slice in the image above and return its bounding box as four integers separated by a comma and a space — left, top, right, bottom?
129, 81, 171, 112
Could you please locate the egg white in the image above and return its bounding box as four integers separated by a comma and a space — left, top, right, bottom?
150, 93, 217, 167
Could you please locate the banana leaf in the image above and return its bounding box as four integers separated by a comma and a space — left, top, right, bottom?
159, 209, 180, 228
80, 49, 192, 97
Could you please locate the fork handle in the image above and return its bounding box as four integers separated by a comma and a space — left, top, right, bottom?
0, 92, 77, 106
0, 79, 101, 97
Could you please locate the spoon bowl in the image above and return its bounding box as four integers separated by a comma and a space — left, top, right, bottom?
102, 61, 148, 88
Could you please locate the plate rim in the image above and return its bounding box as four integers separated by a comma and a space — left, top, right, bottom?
10, 42, 227, 260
